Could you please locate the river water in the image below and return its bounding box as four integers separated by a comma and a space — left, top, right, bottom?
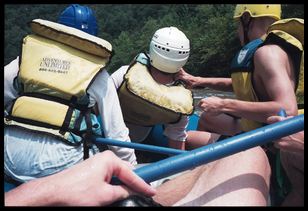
192, 88, 235, 116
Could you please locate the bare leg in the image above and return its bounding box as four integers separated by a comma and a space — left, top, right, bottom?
186, 112, 242, 150
152, 166, 205, 205
198, 112, 241, 136
185, 130, 220, 150
280, 151, 304, 206
154, 146, 271, 206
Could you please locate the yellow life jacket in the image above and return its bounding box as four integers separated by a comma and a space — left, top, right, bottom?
230, 18, 304, 132
118, 53, 194, 126
5, 19, 112, 146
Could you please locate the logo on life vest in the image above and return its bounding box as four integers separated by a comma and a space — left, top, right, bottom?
237, 49, 249, 64
39, 57, 71, 74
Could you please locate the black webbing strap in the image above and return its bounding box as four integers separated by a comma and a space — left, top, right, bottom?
83, 109, 93, 160
59, 106, 74, 135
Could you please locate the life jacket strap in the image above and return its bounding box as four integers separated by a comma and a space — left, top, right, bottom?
83, 109, 93, 160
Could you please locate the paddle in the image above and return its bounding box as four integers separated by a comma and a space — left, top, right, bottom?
111, 114, 304, 184
94, 137, 185, 155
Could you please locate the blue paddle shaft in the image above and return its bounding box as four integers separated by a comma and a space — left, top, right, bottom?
278, 108, 287, 117
94, 137, 185, 155
112, 114, 304, 184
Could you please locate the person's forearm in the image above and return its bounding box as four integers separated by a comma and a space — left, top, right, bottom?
222, 99, 284, 123
5, 176, 60, 206
197, 77, 233, 92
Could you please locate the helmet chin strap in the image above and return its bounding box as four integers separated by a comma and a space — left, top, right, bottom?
240, 16, 252, 45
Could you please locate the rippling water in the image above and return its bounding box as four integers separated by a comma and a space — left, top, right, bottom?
192, 88, 235, 116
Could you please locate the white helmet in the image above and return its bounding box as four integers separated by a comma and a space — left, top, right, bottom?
149, 27, 190, 74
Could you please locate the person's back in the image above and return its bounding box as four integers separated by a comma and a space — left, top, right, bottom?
4, 4, 136, 185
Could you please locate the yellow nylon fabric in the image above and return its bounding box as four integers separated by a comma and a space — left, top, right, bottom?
12, 96, 69, 127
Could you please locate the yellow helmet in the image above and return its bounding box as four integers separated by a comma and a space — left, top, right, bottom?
233, 4, 281, 21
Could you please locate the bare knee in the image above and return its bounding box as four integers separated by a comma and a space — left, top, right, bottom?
186, 131, 220, 149
213, 147, 271, 205
176, 147, 271, 206
197, 113, 241, 136
240, 147, 271, 178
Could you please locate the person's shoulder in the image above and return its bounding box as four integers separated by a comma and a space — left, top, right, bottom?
4, 56, 20, 78
111, 65, 129, 78
5, 56, 19, 70
116, 65, 129, 73
254, 44, 288, 65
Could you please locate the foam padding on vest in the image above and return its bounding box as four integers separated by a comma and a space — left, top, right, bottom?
31, 19, 112, 58
12, 96, 68, 127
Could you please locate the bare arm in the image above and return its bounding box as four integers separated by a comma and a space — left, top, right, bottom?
195, 77, 233, 92
252, 45, 298, 116
267, 116, 304, 153
220, 99, 285, 123
175, 68, 233, 91
198, 97, 281, 123
5, 151, 156, 206
198, 45, 298, 123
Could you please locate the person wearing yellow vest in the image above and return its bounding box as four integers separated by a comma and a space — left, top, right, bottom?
111, 27, 194, 150
4, 4, 137, 185
176, 4, 303, 144
176, 4, 304, 206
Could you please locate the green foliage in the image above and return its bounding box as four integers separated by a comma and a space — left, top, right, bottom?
4, 4, 304, 78
282, 4, 304, 19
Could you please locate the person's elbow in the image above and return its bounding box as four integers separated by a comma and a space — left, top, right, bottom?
286, 104, 299, 116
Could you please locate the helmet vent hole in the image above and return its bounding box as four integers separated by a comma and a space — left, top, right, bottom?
179, 51, 182, 54
162, 47, 165, 50
166, 49, 170, 52
166, 43, 169, 45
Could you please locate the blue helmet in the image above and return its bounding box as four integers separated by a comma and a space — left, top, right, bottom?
58, 4, 98, 36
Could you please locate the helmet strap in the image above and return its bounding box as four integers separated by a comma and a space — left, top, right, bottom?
241, 16, 252, 45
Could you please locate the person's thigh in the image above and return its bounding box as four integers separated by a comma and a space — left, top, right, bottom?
135, 163, 191, 189
198, 112, 241, 136
152, 165, 205, 205
154, 146, 271, 206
